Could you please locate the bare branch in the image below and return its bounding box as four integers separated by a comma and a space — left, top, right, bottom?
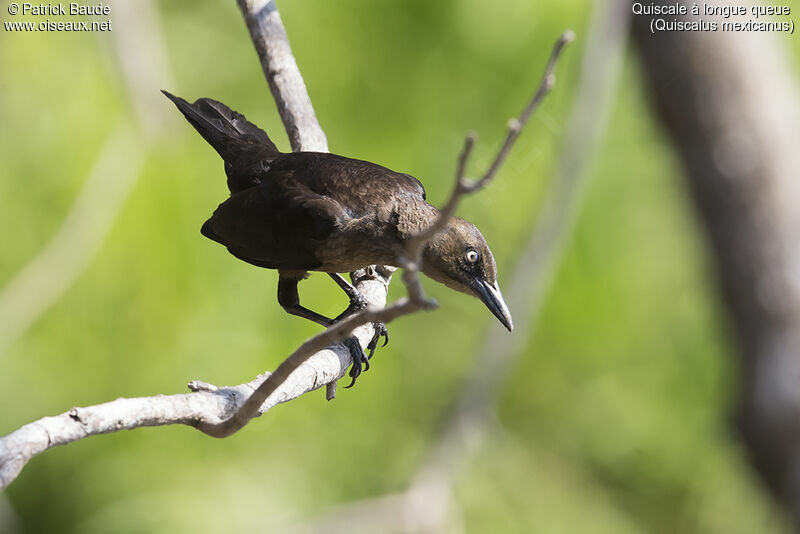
408, 30, 573, 257
418, 2, 628, 485
238, 0, 390, 382
0, 268, 391, 489
473, 29, 574, 192
211, 29, 574, 438
0, 5, 572, 490
237, 0, 327, 152
276, 2, 629, 526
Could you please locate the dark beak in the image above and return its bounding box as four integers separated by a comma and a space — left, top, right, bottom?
472, 279, 514, 332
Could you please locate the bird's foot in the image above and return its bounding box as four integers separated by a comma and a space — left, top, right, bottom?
366, 322, 389, 359
334, 291, 390, 388
347, 292, 369, 315
333, 292, 369, 323
343, 336, 370, 388
342, 322, 389, 388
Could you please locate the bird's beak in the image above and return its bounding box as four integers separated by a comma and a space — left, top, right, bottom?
472, 279, 514, 332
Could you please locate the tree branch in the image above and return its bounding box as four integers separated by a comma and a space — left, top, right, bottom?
0, 0, 344, 488
201, 29, 574, 439
0, 269, 390, 488
0, 4, 572, 489
410, 30, 573, 256
238, 0, 327, 152
278, 0, 630, 524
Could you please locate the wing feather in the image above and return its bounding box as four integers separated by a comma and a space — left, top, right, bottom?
202, 170, 347, 270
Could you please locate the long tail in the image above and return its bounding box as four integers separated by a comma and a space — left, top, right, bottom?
162, 90, 281, 192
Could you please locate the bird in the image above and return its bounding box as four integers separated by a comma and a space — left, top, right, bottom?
163, 91, 513, 386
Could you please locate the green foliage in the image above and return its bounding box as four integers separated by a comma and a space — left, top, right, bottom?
1, 1, 798, 532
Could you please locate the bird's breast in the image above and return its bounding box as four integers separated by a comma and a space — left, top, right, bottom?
310, 216, 401, 273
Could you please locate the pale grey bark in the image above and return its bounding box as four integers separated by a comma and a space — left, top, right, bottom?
275, 8, 610, 525
0, 270, 390, 489
198, 30, 574, 439
418, 0, 628, 489
237, 0, 328, 152
0, 0, 571, 492
633, 2, 800, 526
0, 0, 346, 489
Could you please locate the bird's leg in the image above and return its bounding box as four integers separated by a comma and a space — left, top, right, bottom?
328, 273, 368, 311
327, 273, 379, 387
278, 275, 369, 387
328, 273, 389, 360
277, 276, 333, 327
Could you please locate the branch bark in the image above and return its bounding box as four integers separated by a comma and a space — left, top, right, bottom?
0, 3, 571, 490
279, 0, 629, 525
238, 0, 327, 152
633, 3, 800, 527
0, 270, 390, 489
0, 0, 341, 488
200, 29, 574, 439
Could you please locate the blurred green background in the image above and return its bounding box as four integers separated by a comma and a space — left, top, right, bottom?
1, 0, 799, 532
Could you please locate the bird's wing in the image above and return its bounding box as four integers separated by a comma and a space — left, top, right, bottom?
201, 170, 348, 270
273, 153, 427, 217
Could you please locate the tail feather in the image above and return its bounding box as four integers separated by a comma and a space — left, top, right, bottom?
163, 90, 281, 192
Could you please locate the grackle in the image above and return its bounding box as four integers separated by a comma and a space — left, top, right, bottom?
164, 91, 513, 386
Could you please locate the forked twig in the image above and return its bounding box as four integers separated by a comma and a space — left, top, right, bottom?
0, 4, 572, 487
206, 29, 575, 438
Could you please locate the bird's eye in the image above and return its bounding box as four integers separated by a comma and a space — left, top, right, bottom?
465, 249, 479, 264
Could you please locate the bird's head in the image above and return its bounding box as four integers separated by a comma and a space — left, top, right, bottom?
421, 217, 513, 332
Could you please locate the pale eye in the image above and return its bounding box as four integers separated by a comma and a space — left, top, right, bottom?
465, 249, 479, 264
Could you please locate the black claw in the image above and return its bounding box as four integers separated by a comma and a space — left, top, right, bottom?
345, 367, 358, 388
345, 370, 358, 389
381, 327, 389, 347
337, 300, 388, 388
343, 336, 369, 388
366, 322, 389, 359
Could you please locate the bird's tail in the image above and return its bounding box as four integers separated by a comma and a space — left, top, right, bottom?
162, 90, 280, 164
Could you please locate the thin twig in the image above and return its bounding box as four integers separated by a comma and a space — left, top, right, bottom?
418, 1, 629, 485
209, 29, 575, 438
408, 30, 573, 257
277, 2, 628, 526
0, 0, 371, 486
473, 30, 574, 192
0, 6, 572, 489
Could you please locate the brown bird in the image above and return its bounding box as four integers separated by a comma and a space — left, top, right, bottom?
164, 91, 513, 386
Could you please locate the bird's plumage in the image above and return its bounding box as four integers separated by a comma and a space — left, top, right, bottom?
163, 90, 279, 193
200, 151, 440, 273
164, 91, 513, 343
